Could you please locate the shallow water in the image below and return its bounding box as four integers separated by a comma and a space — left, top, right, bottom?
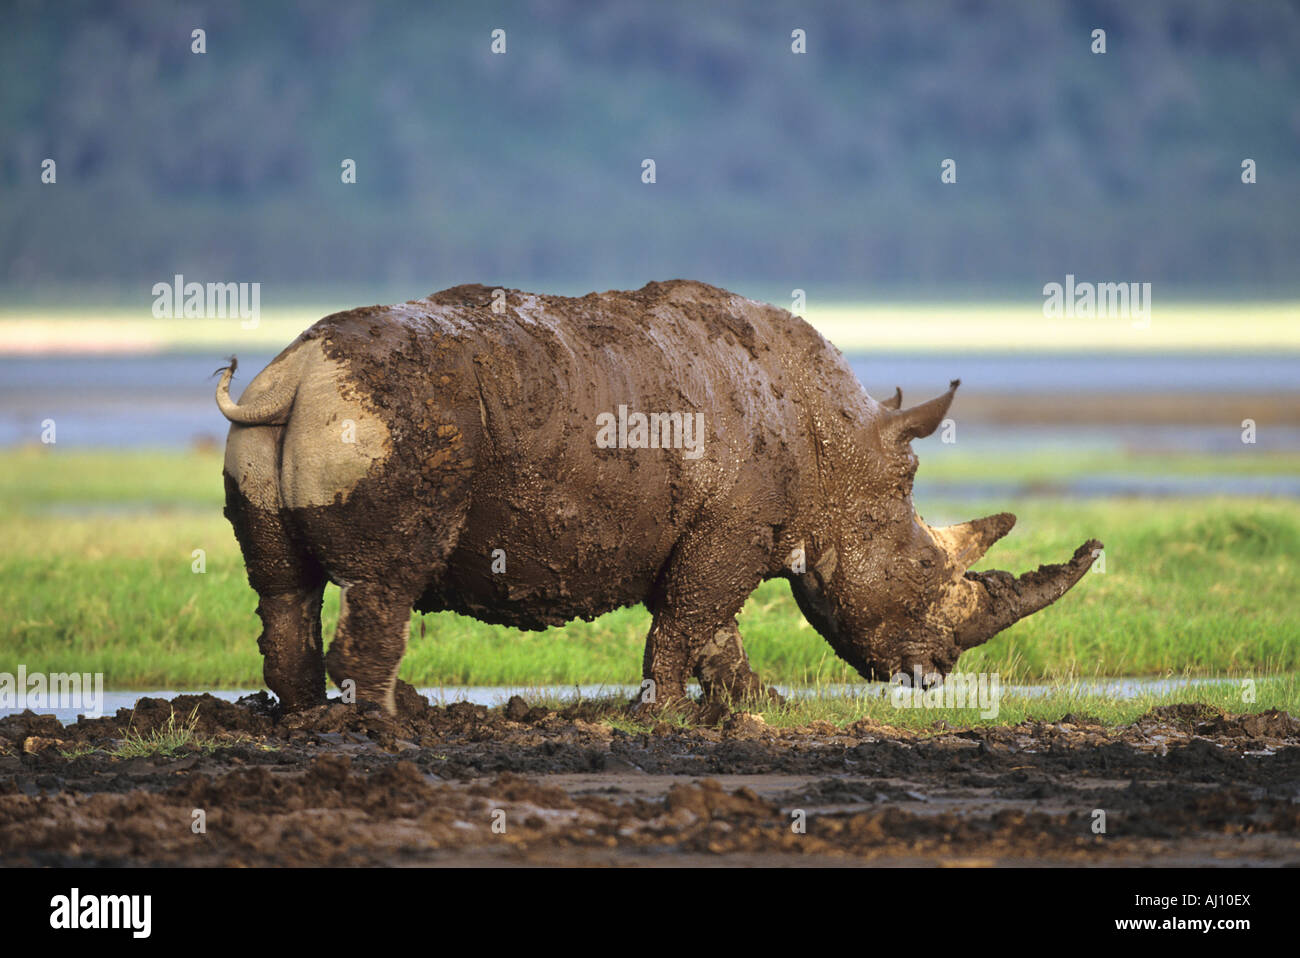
3, 351, 1297, 450
915, 474, 1300, 498
5, 676, 1238, 725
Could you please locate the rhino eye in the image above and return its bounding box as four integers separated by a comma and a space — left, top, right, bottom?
899, 451, 918, 480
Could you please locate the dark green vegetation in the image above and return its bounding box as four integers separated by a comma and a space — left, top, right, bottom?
3, 0, 1299, 299
3, 448, 1296, 692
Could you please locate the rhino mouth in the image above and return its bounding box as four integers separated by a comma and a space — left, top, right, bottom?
838, 639, 954, 688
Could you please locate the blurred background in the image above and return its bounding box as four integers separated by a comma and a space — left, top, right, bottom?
1, 0, 1296, 695
4, 0, 1300, 296
2, 0, 1298, 454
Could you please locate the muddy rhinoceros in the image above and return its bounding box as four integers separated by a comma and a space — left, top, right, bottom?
217, 280, 1100, 714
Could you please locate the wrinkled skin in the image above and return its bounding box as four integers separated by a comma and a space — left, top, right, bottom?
218, 280, 1100, 714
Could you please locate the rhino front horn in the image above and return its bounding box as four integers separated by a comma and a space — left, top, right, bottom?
950, 539, 1102, 650
884, 379, 959, 443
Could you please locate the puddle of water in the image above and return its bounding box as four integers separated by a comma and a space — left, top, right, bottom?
4, 677, 1238, 725
915, 475, 1300, 499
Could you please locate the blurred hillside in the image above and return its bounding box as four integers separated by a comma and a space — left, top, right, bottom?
2, 0, 1299, 301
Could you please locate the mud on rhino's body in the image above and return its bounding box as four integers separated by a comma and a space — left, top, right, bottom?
219, 280, 1099, 713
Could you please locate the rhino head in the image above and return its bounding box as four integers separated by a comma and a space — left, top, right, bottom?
789, 379, 1101, 686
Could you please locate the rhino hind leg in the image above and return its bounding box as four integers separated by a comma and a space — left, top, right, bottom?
324, 580, 415, 715
256, 585, 327, 711
290, 444, 473, 715
223, 474, 328, 711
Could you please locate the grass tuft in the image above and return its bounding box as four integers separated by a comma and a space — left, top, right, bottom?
110, 705, 235, 757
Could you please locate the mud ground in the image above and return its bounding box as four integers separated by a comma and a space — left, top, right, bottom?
1, 689, 1297, 867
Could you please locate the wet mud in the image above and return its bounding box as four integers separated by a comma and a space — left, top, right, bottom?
1, 693, 1296, 866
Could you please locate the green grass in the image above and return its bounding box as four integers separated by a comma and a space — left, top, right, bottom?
592, 672, 1299, 732
769, 672, 1298, 729
5, 445, 1296, 510
1, 447, 1297, 690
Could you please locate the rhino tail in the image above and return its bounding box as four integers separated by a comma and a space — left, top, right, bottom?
215, 351, 302, 426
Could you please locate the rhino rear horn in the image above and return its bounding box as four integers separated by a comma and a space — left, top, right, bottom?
884, 379, 959, 443
931, 512, 1016, 570
880, 387, 903, 411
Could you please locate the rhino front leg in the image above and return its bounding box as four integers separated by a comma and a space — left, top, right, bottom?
638, 513, 772, 715
325, 581, 414, 715
639, 616, 693, 710
694, 621, 785, 707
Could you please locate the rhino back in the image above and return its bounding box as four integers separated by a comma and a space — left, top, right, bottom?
297, 280, 863, 627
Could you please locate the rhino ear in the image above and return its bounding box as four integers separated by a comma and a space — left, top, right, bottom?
883, 380, 959, 443
931, 512, 1016, 571
813, 544, 838, 586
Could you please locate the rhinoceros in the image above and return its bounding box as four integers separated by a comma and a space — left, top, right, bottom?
217, 280, 1100, 714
